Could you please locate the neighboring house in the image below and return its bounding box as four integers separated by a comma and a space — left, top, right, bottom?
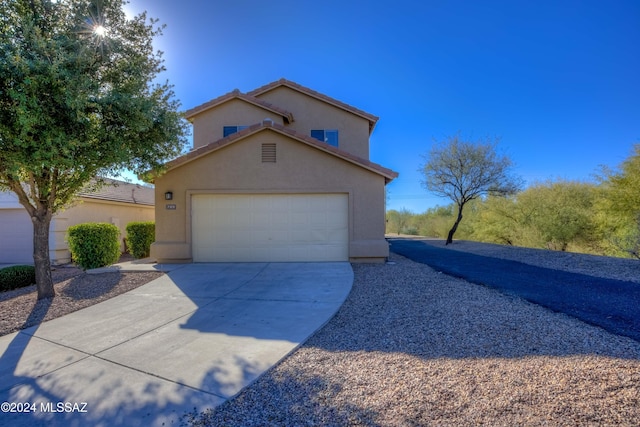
0, 179, 154, 264
149, 78, 398, 263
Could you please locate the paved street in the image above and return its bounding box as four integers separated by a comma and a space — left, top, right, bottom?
389, 238, 640, 342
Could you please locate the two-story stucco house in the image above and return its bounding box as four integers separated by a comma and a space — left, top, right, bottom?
149, 79, 398, 263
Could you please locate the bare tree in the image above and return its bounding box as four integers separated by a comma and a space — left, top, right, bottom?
420, 135, 522, 244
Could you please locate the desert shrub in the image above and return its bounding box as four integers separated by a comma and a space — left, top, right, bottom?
125, 221, 155, 258
67, 223, 120, 270
0, 265, 36, 292
401, 226, 419, 235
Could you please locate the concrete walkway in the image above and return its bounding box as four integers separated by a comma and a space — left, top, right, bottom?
0, 262, 353, 426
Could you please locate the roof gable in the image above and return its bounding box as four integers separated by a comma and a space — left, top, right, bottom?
184, 89, 294, 124
156, 120, 397, 183
247, 78, 379, 134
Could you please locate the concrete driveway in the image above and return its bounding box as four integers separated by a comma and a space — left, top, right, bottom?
0, 262, 353, 426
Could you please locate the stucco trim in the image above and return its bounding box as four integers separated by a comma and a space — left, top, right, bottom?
152, 121, 398, 183
184, 89, 294, 123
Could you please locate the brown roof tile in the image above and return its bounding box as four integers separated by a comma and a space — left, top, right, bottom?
247, 78, 379, 133
155, 121, 398, 183
184, 89, 294, 123
79, 178, 155, 206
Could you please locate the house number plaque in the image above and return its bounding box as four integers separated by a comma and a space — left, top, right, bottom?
165, 204, 177, 210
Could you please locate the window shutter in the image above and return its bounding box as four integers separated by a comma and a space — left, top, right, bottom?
262, 143, 276, 163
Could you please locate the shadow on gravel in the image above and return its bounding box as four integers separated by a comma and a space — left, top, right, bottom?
61, 272, 123, 300
388, 238, 640, 344
186, 252, 640, 427
182, 367, 380, 427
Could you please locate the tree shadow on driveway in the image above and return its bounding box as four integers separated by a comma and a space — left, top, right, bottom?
0, 262, 354, 426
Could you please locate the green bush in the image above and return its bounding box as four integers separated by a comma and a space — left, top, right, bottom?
125, 221, 155, 258
0, 265, 36, 292
67, 223, 120, 270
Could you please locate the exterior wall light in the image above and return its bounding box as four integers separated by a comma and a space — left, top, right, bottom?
164, 191, 173, 200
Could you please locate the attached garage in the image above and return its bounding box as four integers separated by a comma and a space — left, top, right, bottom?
191, 193, 348, 262
0, 209, 33, 263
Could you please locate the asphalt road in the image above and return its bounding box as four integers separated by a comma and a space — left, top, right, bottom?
389, 238, 640, 343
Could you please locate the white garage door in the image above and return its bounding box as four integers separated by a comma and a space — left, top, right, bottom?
192, 194, 349, 262
0, 209, 34, 264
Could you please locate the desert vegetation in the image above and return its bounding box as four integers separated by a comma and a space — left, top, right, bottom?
389, 144, 640, 259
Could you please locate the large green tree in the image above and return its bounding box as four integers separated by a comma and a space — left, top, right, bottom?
0, 0, 188, 299
420, 135, 522, 244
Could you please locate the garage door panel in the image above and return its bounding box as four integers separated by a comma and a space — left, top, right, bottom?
291, 213, 308, 225
0, 209, 34, 263
328, 228, 348, 241
192, 194, 348, 262
211, 229, 233, 245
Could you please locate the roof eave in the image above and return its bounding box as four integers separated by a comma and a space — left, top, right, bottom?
156, 121, 398, 183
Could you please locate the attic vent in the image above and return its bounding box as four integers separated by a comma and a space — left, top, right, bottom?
262, 143, 276, 163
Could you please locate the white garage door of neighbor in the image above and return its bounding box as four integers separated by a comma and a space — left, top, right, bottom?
0, 209, 34, 263
192, 194, 349, 262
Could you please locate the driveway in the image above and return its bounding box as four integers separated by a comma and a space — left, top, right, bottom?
0, 262, 353, 426
389, 238, 640, 342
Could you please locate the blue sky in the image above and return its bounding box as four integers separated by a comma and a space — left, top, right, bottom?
126, 0, 639, 213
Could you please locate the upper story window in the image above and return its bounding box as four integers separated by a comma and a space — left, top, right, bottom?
223, 125, 249, 137
311, 129, 338, 147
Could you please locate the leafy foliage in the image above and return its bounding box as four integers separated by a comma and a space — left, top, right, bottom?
470, 181, 598, 252
595, 144, 640, 258
386, 208, 415, 235
67, 222, 120, 270
517, 181, 596, 251
0, 265, 36, 292
0, 0, 188, 298
125, 221, 155, 258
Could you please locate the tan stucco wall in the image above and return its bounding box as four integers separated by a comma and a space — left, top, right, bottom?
191, 99, 286, 149
152, 130, 388, 262
255, 86, 371, 159
52, 199, 154, 264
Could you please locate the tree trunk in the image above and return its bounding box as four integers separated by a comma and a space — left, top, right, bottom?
32, 215, 55, 299
446, 203, 465, 245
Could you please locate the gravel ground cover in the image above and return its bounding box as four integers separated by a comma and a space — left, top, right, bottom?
1, 243, 638, 426
0, 264, 163, 337
186, 249, 640, 427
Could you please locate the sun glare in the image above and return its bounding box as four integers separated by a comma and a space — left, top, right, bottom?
94, 25, 107, 36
